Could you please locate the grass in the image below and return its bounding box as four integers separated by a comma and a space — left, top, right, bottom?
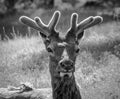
0, 10, 120, 99
0, 36, 51, 88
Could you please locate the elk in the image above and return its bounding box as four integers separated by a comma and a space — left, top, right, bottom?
19, 11, 103, 99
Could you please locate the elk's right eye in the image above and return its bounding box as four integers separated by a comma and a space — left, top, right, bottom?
47, 47, 53, 53
75, 48, 80, 53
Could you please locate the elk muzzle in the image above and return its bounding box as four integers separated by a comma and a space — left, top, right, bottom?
58, 59, 74, 78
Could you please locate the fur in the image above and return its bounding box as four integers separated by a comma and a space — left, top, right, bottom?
52, 76, 81, 99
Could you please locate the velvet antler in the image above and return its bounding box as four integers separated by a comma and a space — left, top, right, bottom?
19, 11, 61, 36
67, 13, 103, 40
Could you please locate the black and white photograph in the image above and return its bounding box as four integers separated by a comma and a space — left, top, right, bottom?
0, 0, 120, 99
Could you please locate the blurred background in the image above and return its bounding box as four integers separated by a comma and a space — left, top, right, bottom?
0, 0, 120, 39
0, 0, 120, 99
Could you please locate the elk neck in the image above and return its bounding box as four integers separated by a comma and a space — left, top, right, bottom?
49, 57, 82, 99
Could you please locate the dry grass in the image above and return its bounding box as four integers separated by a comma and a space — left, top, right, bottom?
0, 36, 51, 88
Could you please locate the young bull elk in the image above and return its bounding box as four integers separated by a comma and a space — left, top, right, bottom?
19, 11, 103, 99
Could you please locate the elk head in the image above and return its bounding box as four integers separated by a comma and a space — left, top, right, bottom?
19, 11, 103, 81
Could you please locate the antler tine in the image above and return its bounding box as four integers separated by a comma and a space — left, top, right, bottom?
19, 16, 44, 32
83, 16, 103, 30
34, 16, 50, 36
66, 13, 78, 39
48, 11, 61, 31
66, 15, 94, 38
34, 11, 61, 36
66, 13, 103, 40
77, 16, 94, 32
76, 16, 103, 33
70, 13, 78, 31
75, 16, 103, 37
20, 11, 61, 37
71, 16, 94, 36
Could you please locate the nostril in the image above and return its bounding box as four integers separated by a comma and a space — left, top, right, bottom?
66, 61, 73, 67
70, 62, 73, 66
60, 61, 74, 70
60, 62, 65, 67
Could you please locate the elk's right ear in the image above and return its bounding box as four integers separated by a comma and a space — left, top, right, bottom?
40, 32, 47, 38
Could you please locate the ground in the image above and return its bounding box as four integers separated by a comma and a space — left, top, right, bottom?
0, 8, 120, 99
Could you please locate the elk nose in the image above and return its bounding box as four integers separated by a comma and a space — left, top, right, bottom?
59, 60, 74, 71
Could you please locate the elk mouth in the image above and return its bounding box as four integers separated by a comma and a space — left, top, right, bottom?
59, 69, 74, 78
57, 64, 75, 78
60, 72, 73, 78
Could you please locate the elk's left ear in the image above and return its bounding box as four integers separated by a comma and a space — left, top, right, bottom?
77, 31, 84, 40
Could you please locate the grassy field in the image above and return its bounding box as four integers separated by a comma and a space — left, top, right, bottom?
0, 10, 120, 99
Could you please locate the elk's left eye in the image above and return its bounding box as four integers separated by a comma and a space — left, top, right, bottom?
47, 47, 53, 53
75, 48, 80, 53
